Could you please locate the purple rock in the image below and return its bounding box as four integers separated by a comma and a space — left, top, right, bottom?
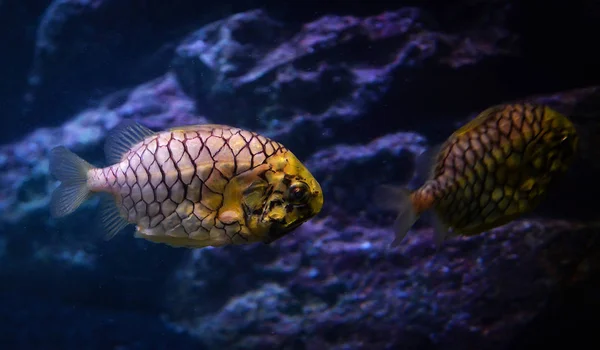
1, 4, 600, 350
171, 8, 516, 158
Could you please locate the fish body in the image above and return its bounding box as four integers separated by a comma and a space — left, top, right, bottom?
49, 121, 323, 248
378, 103, 578, 247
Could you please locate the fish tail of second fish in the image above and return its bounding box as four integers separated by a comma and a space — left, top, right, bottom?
373, 185, 424, 247
373, 144, 443, 247
48, 146, 96, 218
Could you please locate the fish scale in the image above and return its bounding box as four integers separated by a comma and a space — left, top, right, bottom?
427, 103, 575, 235
92, 126, 286, 244
378, 102, 578, 248
49, 121, 323, 249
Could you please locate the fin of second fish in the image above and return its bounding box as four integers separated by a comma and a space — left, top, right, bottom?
453, 104, 504, 136
104, 119, 156, 164
429, 211, 451, 251
373, 185, 418, 247
411, 144, 443, 188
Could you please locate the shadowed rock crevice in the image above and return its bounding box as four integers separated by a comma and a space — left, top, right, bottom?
1, 2, 600, 349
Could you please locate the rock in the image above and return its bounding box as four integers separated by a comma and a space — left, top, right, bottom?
0, 73, 202, 314
172, 8, 517, 159
164, 217, 600, 350
10, 0, 197, 141
1, 3, 600, 350
0, 4, 517, 269
0, 73, 198, 226
304, 131, 428, 216
159, 10, 600, 350
4, 0, 263, 143
0, 0, 433, 143
5, 0, 600, 144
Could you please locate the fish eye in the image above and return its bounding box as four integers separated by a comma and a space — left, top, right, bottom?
288, 182, 310, 205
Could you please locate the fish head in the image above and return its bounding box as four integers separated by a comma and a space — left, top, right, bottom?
241, 148, 323, 244
543, 106, 579, 172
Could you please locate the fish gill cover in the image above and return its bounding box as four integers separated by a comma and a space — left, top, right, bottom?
0, 0, 599, 349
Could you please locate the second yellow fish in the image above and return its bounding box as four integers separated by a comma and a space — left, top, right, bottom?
48, 121, 323, 248
377, 102, 578, 247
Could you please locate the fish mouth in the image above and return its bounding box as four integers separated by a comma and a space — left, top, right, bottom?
263, 219, 306, 244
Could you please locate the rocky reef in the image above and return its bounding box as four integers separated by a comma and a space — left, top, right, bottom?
1, 1, 600, 349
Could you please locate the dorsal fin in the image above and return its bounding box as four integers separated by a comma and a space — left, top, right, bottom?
169, 124, 232, 132
104, 120, 156, 164
412, 144, 443, 187
454, 104, 505, 136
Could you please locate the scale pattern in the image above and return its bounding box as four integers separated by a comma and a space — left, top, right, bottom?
90, 125, 287, 246
411, 103, 578, 236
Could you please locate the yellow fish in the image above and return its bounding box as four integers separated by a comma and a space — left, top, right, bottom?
48, 120, 323, 248
377, 103, 578, 247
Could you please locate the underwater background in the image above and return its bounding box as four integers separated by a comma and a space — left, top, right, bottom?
1, 0, 600, 349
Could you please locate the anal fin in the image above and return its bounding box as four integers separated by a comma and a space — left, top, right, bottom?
372, 184, 418, 247
423, 210, 450, 251
432, 214, 450, 251
98, 194, 131, 241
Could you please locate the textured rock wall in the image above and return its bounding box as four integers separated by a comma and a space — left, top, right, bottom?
1, 1, 600, 349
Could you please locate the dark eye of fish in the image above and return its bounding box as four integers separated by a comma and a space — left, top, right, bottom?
288, 182, 310, 205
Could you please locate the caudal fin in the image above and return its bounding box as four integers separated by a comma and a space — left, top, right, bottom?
373, 185, 419, 247
49, 146, 95, 218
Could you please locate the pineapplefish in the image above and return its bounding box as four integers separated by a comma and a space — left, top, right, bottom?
48, 121, 323, 248
376, 102, 578, 247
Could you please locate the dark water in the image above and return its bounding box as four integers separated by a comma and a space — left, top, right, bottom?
1, 1, 599, 349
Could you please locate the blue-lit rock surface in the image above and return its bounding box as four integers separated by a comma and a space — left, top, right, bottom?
1, 3, 600, 350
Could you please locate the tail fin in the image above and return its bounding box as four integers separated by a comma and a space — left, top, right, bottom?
373, 185, 419, 247
49, 146, 95, 218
